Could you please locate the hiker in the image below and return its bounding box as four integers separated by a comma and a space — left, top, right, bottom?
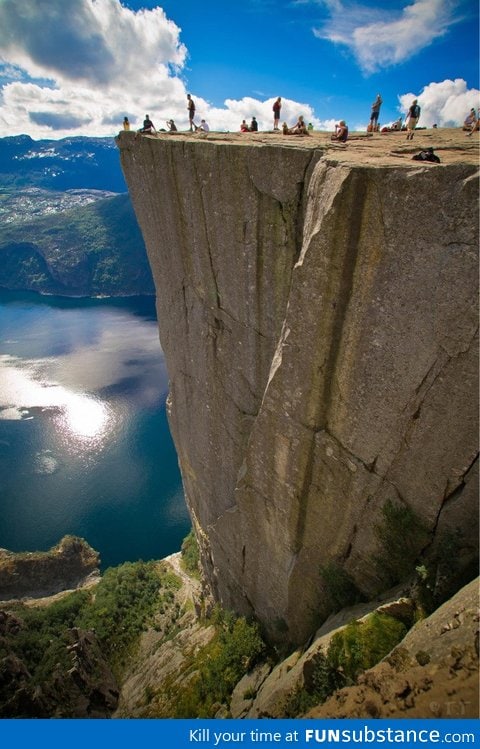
405, 99, 421, 140
123, 117, 130, 131
166, 119, 177, 132
369, 94, 382, 130
273, 97, 282, 130
240, 120, 249, 132
249, 116, 258, 132
187, 94, 195, 131
138, 115, 155, 134
331, 120, 348, 142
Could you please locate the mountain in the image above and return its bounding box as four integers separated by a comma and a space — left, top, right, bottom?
0, 192, 154, 296
0, 134, 126, 192
0, 135, 153, 295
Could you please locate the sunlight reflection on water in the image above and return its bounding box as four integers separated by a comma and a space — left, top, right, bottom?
0, 355, 116, 451
57, 393, 113, 443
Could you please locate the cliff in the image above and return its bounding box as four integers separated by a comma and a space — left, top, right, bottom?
117, 129, 479, 644
0, 536, 99, 600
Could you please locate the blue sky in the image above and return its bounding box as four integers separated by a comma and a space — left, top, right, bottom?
0, 0, 478, 138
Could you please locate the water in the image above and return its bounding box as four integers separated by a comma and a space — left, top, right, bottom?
0, 291, 190, 569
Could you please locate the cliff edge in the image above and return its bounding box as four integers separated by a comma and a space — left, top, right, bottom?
117, 129, 479, 644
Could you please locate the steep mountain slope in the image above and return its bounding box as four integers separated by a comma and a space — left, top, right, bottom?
0, 193, 154, 296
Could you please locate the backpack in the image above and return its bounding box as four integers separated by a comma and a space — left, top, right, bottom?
412, 149, 440, 163
411, 105, 420, 118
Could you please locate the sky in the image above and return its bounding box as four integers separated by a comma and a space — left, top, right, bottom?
0, 0, 478, 139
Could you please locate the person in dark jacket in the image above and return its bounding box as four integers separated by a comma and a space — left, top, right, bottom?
138, 114, 155, 134
273, 97, 282, 130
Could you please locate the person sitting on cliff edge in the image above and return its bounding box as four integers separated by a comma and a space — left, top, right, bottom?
283, 115, 308, 135
138, 114, 156, 134
194, 119, 210, 133
463, 108, 479, 136
331, 120, 348, 142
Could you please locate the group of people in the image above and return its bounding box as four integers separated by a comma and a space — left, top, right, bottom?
186, 95, 211, 132
240, 117, 258, 132
122, 95, 210, 136
367, 94, 421, 139
123, 92, 479, 142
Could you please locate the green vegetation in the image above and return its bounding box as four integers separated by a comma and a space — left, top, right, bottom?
0, 193, 154, 296
328, 612, 407, 681
169, 606, 267, 718
373, 499, 430, 586
320, 562, 364, 610
77, 561, 178, 675
415, 528, 477, 615
181, 529, 200, 576
286, 612, 407, 716
0, 560, 178, 699
0, 589, 90, 692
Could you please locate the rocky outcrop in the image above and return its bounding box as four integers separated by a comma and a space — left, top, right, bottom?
115, 557, 478, 719
118, 130, 479, 644
0, 620, 119, 718
306, 577, 479, 719
0, 536, 99, 600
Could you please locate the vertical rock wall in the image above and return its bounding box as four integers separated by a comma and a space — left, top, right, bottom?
118, 134, 478, 644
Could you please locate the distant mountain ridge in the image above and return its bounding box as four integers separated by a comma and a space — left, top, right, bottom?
0, 134, 126, 192
0, 135, 153, 296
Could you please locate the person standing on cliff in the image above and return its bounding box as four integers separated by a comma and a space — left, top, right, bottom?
187, 94, 195, 131
273, 97, 282, 130
123, 116, 130, 131
369, 94, 382, 130
406, 99, 421, 140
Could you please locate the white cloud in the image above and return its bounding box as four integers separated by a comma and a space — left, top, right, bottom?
398, 78, 480, 127
314, 0, 462, 73
0, 0, 189, 138
0, 0, 325, 139
0, 0, 186, 86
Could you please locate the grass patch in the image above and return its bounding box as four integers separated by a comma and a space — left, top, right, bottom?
171, 606, 267, 718
285, 612, 407, 716
181, 529, 200, 577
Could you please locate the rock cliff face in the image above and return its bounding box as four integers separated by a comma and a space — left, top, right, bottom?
117, 131, 478, 644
